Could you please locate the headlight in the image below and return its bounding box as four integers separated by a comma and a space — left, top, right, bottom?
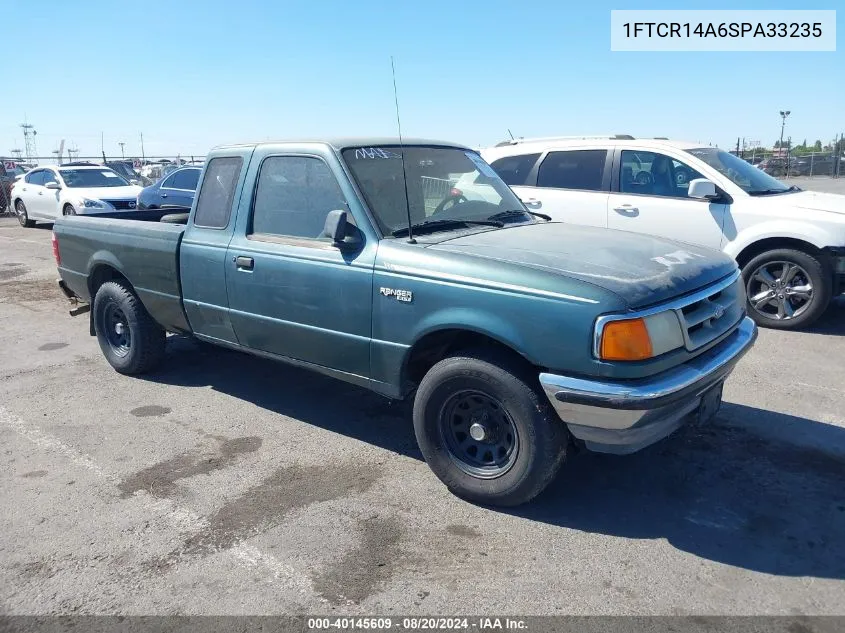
596, 311, 685, 361
79, 198, 107, 209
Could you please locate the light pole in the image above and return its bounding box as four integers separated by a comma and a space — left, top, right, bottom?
778, 110, 790, 154
118, 142, 125, 159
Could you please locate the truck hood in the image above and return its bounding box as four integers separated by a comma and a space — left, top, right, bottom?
775, 190, 845, 215
63, 185, 142, 201
429, 223, 737, 308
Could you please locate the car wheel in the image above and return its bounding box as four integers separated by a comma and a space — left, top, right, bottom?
413, 349, 568, 506
15, 200, 35, 227
63, 204, 77, 216
92, 281, 166, 375
742, 248, 831, 330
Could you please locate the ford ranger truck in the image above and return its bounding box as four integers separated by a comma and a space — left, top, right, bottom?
53, 139, 758, 506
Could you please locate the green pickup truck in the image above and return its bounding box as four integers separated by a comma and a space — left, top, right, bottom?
53, 138, 757, 506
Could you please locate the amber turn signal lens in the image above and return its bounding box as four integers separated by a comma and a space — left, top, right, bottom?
600, 318, 653, 361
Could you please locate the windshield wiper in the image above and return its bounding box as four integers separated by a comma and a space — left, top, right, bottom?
488, 209, 551, 222
747, 188, 792, 196
391, 218, 503, 237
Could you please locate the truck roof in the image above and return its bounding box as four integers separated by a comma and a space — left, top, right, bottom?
211, 137, 470, 151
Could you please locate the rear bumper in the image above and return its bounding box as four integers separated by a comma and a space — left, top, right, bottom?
539, 317, 757, 454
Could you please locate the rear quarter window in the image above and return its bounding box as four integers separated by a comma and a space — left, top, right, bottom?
193, 157, 243, 228
488, 153, 541, 186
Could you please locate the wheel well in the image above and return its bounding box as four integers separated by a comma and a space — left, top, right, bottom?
735, 238, 823, 270
88, 265, 133, 299
403, 329, 535, 388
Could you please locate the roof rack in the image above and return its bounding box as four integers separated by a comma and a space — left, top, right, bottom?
494, 134, 635, 147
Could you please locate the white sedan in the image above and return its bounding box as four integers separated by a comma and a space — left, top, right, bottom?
11, 164, 142, 227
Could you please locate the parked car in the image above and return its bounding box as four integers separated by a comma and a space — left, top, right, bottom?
53, 138, 757, 506
10, 165, 143, 226
105, 161, 153, 186
137, 166, 202, 209
757, 157, 790, 177
1, 162, 26, 212
481, 136, 845, 330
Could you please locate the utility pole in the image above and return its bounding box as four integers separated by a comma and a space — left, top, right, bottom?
140, 132, 145, 164
118, 142, 125, 159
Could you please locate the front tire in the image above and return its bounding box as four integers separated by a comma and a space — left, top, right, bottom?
63, 204, 77, 216
15, 200, 35, 227
92, 281, 166, 375
413, 350, 568, 506
742, 248, 831, 330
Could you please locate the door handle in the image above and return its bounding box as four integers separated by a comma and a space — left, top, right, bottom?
613, 204, 639, 216
522, 198, 542, 207
234, 255, 254, 270
160, 193, 168, 198
37, 191, 43, 196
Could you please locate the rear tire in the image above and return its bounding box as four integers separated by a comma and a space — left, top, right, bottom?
413, 349, 568, 506
92, 281, 166, 375
15, 200, 35, 227
741, 248, 831, 330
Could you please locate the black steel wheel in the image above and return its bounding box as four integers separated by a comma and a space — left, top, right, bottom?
440, 389, 519, 479
413, 349, 568, 506
93, 280, 166, 375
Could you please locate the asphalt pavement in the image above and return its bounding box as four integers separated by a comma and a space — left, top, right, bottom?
1, 189, 844, 615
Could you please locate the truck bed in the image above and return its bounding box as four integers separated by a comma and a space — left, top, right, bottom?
54, 215, 191, 333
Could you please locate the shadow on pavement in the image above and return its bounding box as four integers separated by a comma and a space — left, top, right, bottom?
143, 336, 845, 581
805, 295, 845, 336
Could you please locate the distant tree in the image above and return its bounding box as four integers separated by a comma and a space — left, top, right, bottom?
814, 140, 823, 151
801, 138, 807, 148
774, 140, 781, 148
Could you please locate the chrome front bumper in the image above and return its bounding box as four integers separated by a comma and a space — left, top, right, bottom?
539, 317, 758, 454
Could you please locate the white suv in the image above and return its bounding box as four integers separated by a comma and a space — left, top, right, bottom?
481, 135, 845, 330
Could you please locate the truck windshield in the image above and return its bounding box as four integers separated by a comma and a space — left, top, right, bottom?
341, 146, 532, 236
685, 148, 792, 196
59, 169, 130, 188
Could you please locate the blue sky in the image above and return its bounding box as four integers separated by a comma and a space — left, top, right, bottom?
3, 0, 842, 161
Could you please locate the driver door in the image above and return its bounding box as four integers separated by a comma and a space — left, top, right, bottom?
225, 152, 376, 377
606, 149, 727, 249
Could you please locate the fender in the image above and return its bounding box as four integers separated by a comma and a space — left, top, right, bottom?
724, 220, 836, 261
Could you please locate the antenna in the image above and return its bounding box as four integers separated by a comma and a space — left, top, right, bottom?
507, 129, 515, 140
391, 56, 415, 244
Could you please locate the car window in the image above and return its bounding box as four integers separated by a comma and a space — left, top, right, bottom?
250, 156, 348, 240
536, 150, 607, 191
489, 153, 541, 186
193, 156, 243, 229
160, 173, 178, 189
620, 150, 704, 198
26, 170, 45, 185
171, 169, 200, 190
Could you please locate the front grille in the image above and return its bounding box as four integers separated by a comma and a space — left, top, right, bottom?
673, 273, 745, 351
103, 199, 137, 210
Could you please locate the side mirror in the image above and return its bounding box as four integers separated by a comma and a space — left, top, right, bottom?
323, 210, 360, 248
687, 178, 718, 200
45, 181, 61, 190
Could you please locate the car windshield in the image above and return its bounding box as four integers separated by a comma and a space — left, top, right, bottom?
341, 146, 532, 236
685, 148, 793, 196
59, 168, 129, 188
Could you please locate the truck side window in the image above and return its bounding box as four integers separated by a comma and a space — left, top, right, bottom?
249, 156, 349, 240
193, 157, 243, 228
